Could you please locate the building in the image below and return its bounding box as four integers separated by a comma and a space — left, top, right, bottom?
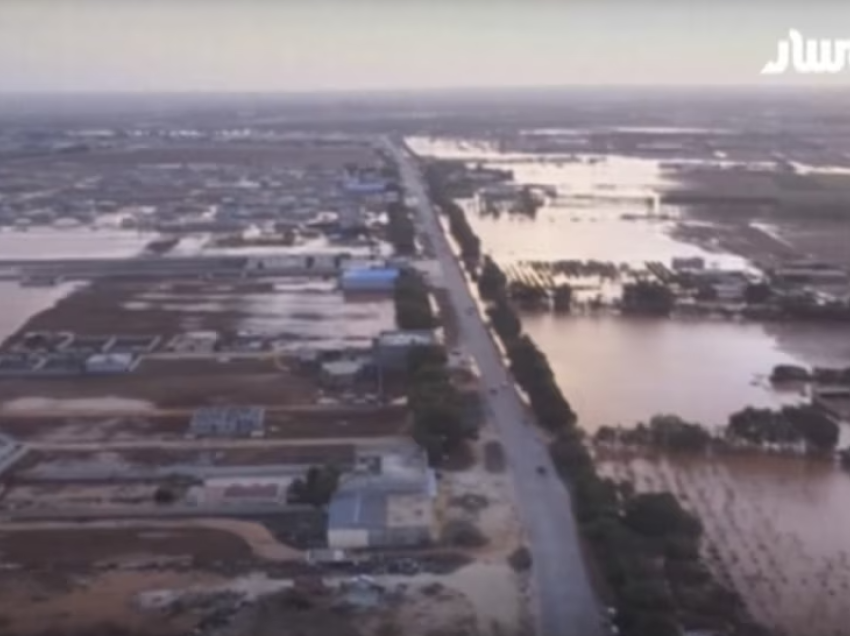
84, 352, 136, 374
189, 406, 266, 438
327, 445, 437, 549
373, 330, 439, 370
188, 476, 290, 507
672, 256, 705, 271
320, 359, 365, 388
168, 331, 219, 354
340, 267, 399, 293
341, 178, 387, 195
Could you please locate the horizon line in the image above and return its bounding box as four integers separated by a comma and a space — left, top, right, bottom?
2, 83, 850, 97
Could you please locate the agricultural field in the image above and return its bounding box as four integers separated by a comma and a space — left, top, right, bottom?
597, 449, 850, 636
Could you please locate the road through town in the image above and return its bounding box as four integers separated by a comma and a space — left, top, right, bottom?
388, 139, 604, 636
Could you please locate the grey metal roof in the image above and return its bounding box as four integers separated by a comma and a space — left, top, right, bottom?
327, 491, 387, 531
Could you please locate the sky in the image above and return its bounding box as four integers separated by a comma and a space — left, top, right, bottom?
1, 0, 850, 92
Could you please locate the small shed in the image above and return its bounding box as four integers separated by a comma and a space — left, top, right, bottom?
320, 359, 365, 388
85, 353, 136, 374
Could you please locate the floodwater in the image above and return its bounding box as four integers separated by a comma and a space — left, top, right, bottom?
0, 227, 154, 260
1, 228, 154, 345
128, 278, 395, 349
408, 136, 850, 431
598, 450, 850, 636
411, 134, 850, 636
524, 313, 808, 430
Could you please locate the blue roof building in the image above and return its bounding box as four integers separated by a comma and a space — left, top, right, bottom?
340, 267, 399, 293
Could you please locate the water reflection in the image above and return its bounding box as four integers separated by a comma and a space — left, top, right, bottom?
524, 313, 805, 430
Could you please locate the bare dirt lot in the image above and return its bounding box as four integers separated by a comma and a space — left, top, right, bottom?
0, 569, 215, 636
11, 444, 358, 475
0, 405, 409, 443
0, 526, 255, 567
0, 357, 318, 409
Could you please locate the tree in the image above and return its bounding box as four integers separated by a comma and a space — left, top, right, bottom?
394, 269, 436, 330
288, 465, 340, 507
412, 400, 469, 463
407, 345, 448, 378
622, 281, 675, 316
153, 486, 176, 505
784, 405, 840, 452
386, 202, 416, 255
478, 256, 508, 300
626, 612, 681, 636
745, 282, 773, 304
624, 492, 702, 539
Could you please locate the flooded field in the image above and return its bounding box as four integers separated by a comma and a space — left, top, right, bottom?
1, 228, 156, 343
415, 134, 850, 636
409, 135, 850, 429
598, 450, 850, 636
523, 313, 809, 431
0, 227, 154, 261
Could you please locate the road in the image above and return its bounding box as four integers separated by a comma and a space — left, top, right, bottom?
388, 139, 604, 636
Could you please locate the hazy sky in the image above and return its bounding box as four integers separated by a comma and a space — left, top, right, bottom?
2, 0, 850, 92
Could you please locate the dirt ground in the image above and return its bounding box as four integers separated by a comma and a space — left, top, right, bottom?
0, 526, 255, 567
670, 220, 798, 268
0, 570, 215, 636
674, 212, 850, 269
438, 428, 523, 562
0, 358, 318, 409
13, 444, 357, 472
2, 280, 244, 345
0, 405, 409, 444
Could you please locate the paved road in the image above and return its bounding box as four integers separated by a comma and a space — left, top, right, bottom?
388, 139, 604, 636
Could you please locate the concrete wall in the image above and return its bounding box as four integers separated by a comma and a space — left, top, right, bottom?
369, 525, 432, 548
328, 528, 370, 549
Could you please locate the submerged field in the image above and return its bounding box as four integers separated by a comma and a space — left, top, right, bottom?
598, 449, 850, 636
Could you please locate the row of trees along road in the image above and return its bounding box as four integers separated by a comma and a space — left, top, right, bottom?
385, 200, 416, 256
392, 266, 477, 465
423, 162, 481, 272
394, 268, 437, 331
426, 167, 773, 635
595, 407, 840, 456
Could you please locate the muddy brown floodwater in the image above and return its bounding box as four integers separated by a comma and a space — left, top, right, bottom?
410, 135, 850, 636
598, 449, 850, 636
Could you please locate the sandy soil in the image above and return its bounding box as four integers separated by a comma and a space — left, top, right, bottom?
0, 518, 302, 564
0, 570, 218, 636
0, 361, 318, 409
440, 428, 522, 559
0, 405, 409, 443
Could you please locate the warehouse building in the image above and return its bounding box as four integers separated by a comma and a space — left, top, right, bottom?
339, 267, 399, 293
373, 330, 439, 370
320, 359, 366, 388
189, 406, 266, 438
84, 352, 137, 374
327, 445, 437, 549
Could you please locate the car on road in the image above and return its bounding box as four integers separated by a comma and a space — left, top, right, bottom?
489, 387, 498, 395
536, 466, 547, 475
